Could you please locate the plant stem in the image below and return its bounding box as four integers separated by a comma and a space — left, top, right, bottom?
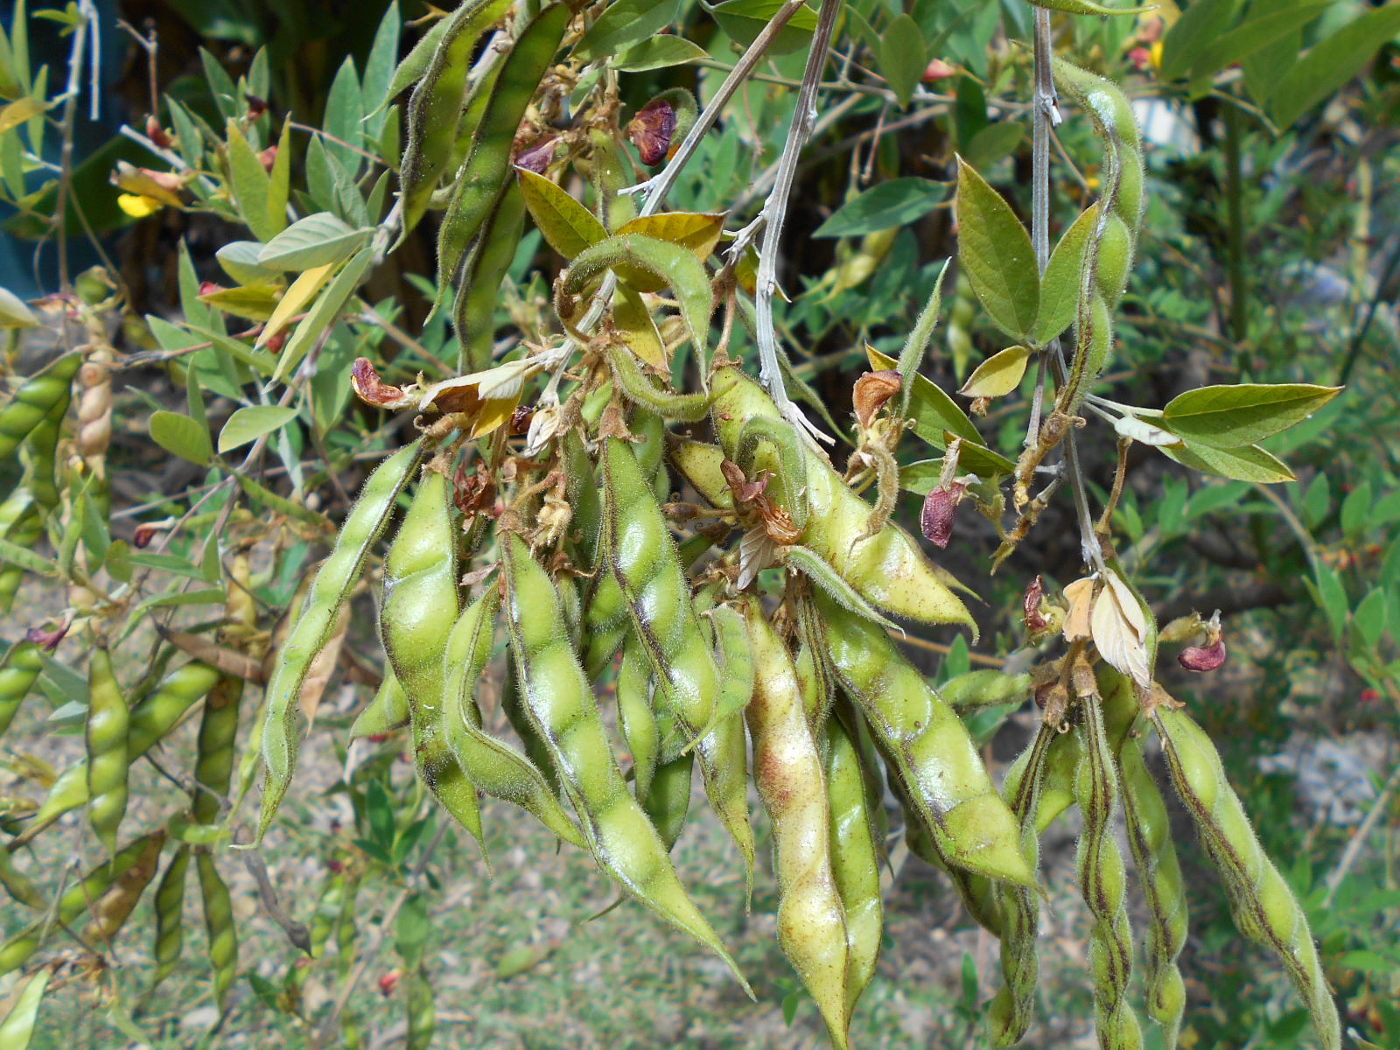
753, 0, 843, 443
1222, 101, 1249, 355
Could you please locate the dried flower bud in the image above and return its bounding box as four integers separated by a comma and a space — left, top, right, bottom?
132, 521, 169, 549
922, 58, 956, 82
853, 369, 901, 429
1127, 46, 1152, 72
199, 281, 224, 298
920, 481, 967, 549
26, 615, 71, 651
351, 358, 413, 409
245, 95, 269, 120
628, 98, 676, 166
378, 970, 401, 997
510, 404, 535, 435
145, 115, 173, 148
1024, 575, 1048, 632
453, 462, 497, 517
258, 145, 278, 172
720, 459, 770, 505
513, 136, 557, 175
1178, 638, 1226, 672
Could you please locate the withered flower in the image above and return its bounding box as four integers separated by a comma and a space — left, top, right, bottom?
628, 98, 676, 166
853, 369, 901, 429
920, 481, 967, 549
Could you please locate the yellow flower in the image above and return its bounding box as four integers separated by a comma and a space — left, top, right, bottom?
117, 193, 162, 218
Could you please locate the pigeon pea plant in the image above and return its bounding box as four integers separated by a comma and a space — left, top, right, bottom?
0, 0, 1382, 1046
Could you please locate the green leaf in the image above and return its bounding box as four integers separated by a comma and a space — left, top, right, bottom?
959, 345, 1030, 398
225, 119, 280, 242
0, 968, 50, 1048
274, 247, 375, 381
149, 410, 213, 466
611, 36, 709, 72
1159, 440, 1295, 484
516, 168, 607, 259
1186, 1, 1328, 82
704, 0, 818, 55
575, 0, 684, 61
955, 157, 1039, 340
257, 212, 371, 271
961, 121, 1024, 171
216, 240, 282, 284
0, 285, 37, 327
896, 259, 950, 419
1340, 480, 1371, 537
1267, 3, 1400, 128
1352, 588, 1387, 651
1027, 0, 1150, 13
1162, 383, 1341, 448
218, 405, 300, 454
880, 14, 927, 108
323, 56, 366, 176
1160, 0, 1242, 82
812, 178, 947, 238
1311, 561, 1347, 644
867, 345, 981, 446
1032, 204, 1097, 345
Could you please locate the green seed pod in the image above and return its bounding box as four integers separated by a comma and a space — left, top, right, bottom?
399, 0, 515, 235
349, 672, 410, 739
192, 674, 242, 826
0, 507, 42, 615
1153, 707, 1339, 1050
454, 180, 527, 372
825, 713, 883, 1017
501, 534, 748, 989
817, 594, 1032, 885
1076, 695, 1144, 1050
1095, 214, 1134, 305
259, 440, 421, 840
744, 603, 852, 1049
80, 831, 164, 943
433, 4, 568, 258
600, 437, 719, 757
34, 661, 220, 828
197, 850, 238, 1012
940, 669, 1034, 712
381, 471, 485, 856
0, 354, 80, 461
0, 640, 43, 738
988, 723, 1057, 1045
710, 367, 976, 631
0, 831, 165, 977
644, 753, 693, 850
0, 838, 44, 909
85, 647, 130, 859
1117, 737, 1188, 1049
616, 634, 658, 801
20, 385, 69, 512
441, 584, 586, 848
151, 845, 191, 989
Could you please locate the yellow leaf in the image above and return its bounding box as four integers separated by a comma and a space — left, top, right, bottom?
0, 96, 47, 135
258, 261, 336, 346
612, 284, 665, 367
516, 167, 607, 259
199, 281, 285, 322
959, 345, 1031, 398
613, 211, 726, 291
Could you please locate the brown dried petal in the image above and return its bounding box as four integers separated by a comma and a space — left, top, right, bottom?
351, 358, 413, 409
145, 115, 173, 149
920, 482, 966, 549
760, 503, 802, 545
132, 521, 168, 549
1178, 638, 1227, 672
628, 99, 676, 166
721, 459, 771, 505
513, 136, 557, 175
26, 615, 71, 651
1024, 575, 1047, 632
853, 369, 901, 429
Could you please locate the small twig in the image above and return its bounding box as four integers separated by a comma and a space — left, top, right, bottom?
241, 851, 313, 953
1322, 760, 1400, 908
894, 629, 1005, 669
753, 0, 843, 443
1095, 437, 1132, 537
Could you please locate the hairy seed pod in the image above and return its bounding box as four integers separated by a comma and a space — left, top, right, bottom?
85, 647, 130, 859
454, 181, 526, 372
1095, 214, 1134, 305
644, 753, 694, 850
1076, 695, 1144, 1050
151, 845, 191, 988
1153, 707, 1340, 1050
0, 839, 43, 910
600, 437, 720, 757
695, 605, 756, 896
988, 723, 1057, 1045
81, 831, 163, 943
616, 634, 658, 801
441, 585, 586, 847
192, 673, 242, 826
501, 535, 747, 989
259, 440, 421, 839
1117, 737, 1188, 1049
35, 661, 220, 828
818, 594, 1032, 885
197, 851, 238, 1012
0, 639, 43, 738
0, 507, 41, 614
382, 471, 485, 856
744, 603, 852, 1048
825, 713, 883, 1017
0, 354, 80, 461
349, 672, 410, 739
20, 381, 68, 512
0, 830, 165, 977
710, 366, 975, 630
